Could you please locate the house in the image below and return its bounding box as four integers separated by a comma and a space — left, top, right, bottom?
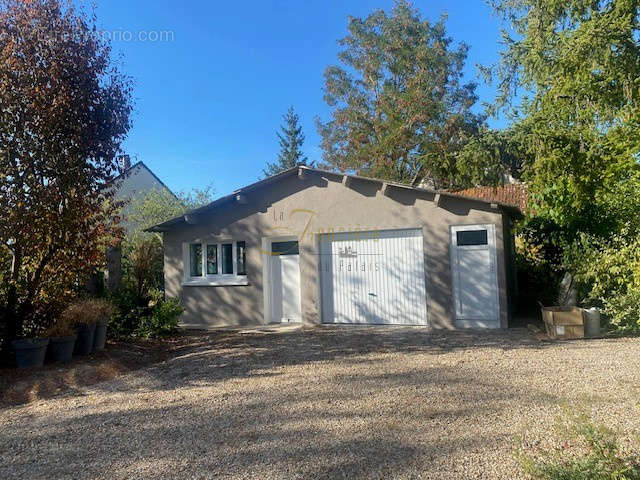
455, 184, 528, 213
110, 155, 177, 233
104, 155, 176, 290
148, 166, 522, 329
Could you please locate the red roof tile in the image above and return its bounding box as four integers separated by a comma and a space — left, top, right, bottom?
455, 184, 528, 212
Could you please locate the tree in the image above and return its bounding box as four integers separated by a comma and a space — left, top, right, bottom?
120, 186, 215, 302
263, 106, 309, 177
456, 126, 532, 187
0, 0, 133, 347
487, 0, 640, 324
317, 0, 483, 189
125, 185, 215, 241
486, 0, 640, 235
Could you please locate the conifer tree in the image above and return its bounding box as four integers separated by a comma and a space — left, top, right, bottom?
264, 107, 309, 177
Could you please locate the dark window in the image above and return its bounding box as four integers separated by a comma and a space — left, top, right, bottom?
221, 243, 233, 274
456, 230, 488, 246
237, 241, 247, 275
190, 244, 202, 277
272, 241, 299, 255
206, 244, 218, 275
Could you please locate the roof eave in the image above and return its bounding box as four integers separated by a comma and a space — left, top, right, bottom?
145, 166, 523, 232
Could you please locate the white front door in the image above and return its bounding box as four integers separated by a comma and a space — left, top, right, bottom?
319, 229, 428, 325
269, 240, 302, 323
450, 224, 499, 328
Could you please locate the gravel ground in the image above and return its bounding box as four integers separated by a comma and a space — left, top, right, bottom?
1, 326, 639, 479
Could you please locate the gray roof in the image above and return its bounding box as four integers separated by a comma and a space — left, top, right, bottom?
146, 166, 521, 232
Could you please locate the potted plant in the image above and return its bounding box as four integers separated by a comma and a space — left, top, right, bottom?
91, 299, 115, 351
12, 336, 49, 369
62, 301, 98, 356
44, 319, 77, 363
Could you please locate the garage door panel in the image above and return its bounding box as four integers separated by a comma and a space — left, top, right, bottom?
320, 229, 428, 325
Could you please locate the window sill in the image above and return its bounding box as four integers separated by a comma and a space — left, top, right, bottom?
182, 276, 249, 287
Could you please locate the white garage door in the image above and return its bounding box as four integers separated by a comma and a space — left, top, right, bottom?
319, 229, 428, 325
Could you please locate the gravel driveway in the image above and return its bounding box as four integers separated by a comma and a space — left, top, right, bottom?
2, 327, 639, 479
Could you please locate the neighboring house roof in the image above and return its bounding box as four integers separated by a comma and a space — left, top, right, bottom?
454, 184, 528, 212
147, 166, 522, 232
109, 160, 178, 200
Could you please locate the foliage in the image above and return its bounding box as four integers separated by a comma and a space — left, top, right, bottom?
60, 299, 115, 327
112, 184, 211, 340
43, 318, 75, 338
486, 0, 640, 234
517, 411, 640, 479
125, 185, 215, 241
566, 236, 640, 332
134, 298, 182, 338
122, 236, 164, 301
486, 0, 640, 320
0, 0, 132, 347
317, 0, 484, 189
89, 299, 116, 324
456, 126, 533, 187
514, 217, 566, 308
263, 106, 310, 177
109, 289, 181, 339
109, 288, 146, 336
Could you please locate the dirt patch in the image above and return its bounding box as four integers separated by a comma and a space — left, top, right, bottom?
0, 333, 197, 408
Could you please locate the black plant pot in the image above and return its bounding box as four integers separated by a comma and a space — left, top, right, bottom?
12, 338, 49, 368
74, 323, 96, 356
49, 335, 77, 363
93, 322, 108, 351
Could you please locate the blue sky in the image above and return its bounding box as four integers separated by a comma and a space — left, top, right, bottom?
94, 0, 507, 196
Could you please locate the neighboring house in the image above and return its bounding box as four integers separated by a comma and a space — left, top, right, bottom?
455, 184, 528, 213
148, 166, 522, 330
104, 155, 176, 290
110, 155, 177, 234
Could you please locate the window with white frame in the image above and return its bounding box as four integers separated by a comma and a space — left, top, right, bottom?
184, 240, 248, 286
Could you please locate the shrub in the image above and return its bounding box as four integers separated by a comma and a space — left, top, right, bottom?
567, 236, 640, 333
109, 289, 182, 339
121, 236, 164, 300
43, 318, 75, 338
109, 288, 150, 336
89, 299, 116, 324
517, 412, 640, 480
61, 299, 116, 327
61, 302, 91, 327
515, 217, 566, 309
134, 298, 183, 339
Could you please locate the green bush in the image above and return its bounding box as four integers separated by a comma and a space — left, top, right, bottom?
515, 217, 566, 309
567, 236, 640, 333
109, 289, 182, 339
134, 298, 182, 338
109, 288, 148, 337
518, 412, 640, 480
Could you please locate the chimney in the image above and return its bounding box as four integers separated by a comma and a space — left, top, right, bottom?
118, 154, 131, 172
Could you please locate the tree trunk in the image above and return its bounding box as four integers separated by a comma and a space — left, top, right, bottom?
1, 249, 23, 361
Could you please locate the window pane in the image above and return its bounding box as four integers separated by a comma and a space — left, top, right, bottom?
456, 230, 488, 246
190, 244, 202, 277
237, 241, 247, 275
221, 243, 233, 274
271, 241, 299, 255
206, 244, 218, 275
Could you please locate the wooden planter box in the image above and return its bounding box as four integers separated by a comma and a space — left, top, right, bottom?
541, 306, 585, 339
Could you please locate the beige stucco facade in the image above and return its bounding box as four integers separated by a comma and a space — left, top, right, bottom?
161, 169, 516, 330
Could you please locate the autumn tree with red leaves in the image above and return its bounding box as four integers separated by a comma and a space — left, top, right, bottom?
0, 0, 133, 351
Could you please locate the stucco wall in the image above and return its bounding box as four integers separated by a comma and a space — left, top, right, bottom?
163, 171, 509, 329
